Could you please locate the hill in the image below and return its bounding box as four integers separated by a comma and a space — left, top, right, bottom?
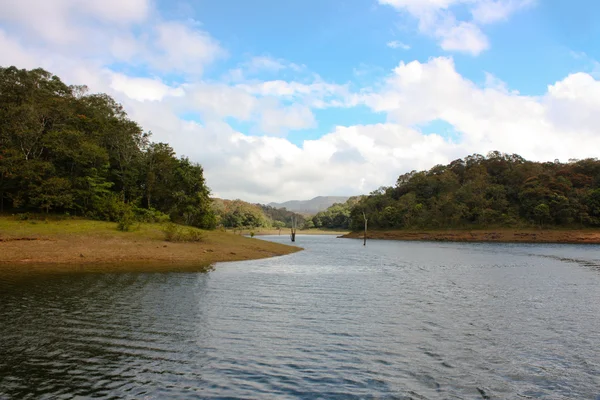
269, 196, 350, 215
312, 151, 600, 231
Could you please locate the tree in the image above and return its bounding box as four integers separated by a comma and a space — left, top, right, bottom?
345, 152, 600, 231
0, 66, 214, 228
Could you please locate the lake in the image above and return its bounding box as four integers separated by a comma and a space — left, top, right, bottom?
1, 235, 600, 399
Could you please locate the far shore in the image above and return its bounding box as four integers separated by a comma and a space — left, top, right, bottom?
250, 228, 350, 236
341, 229, 600, 244
0, 217, 301, 275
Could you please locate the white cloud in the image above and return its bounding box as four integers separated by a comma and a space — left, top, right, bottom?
0, 0, 150, 45
387, 40, 411, 50
109, 73, 185, 102
361, 57, 600, 162
258, 104, 316, 135
379, 0, 533, 55
471, 0, 535, 24
0, 1, 225, 76
151, 21, 226, 74
2, 1, 600, 203
437, 21, 489, 55
0, 29, 38, 68
117, 57, 600, 202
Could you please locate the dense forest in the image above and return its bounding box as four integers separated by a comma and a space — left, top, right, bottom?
315, 152, 600, 231
4, 67, 600, 234
0, 66, 215, 228
309, 197, 361, 230
260, 205, 306, 229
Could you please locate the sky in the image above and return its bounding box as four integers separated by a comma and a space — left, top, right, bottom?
1, 0, 600, 203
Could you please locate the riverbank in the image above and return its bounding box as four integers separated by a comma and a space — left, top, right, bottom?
0, 217, 301, 273
341, 229, 600, 244
252, 228, 350, 236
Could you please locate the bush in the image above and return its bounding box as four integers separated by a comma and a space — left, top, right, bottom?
116, 206, 135, 232
17, 213, 30, 221
161, 222, 205, 242
94, 193, 126, 222
133, 207, 170, 223
162, 222, 179, 241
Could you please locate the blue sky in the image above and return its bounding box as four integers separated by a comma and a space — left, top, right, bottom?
1, 0, 599, 201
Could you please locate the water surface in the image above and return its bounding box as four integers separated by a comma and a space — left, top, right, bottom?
1, 236, 600, 399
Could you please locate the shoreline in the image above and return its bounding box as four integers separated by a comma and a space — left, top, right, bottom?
251, 228, 350, 236
0, 218, 302, 274
341, 229, 600, 244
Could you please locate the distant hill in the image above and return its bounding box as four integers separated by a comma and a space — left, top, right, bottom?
268, 196, 350, 215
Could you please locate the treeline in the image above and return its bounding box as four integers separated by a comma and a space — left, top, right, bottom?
260, 205, 306, 229
211, 199, 305, 230
309, 197, 361, 230
0, 66, 215, 228
315, 152, 600, 230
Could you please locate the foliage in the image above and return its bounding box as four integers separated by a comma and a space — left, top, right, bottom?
0, 66, 215, 228
116, 204, 135, 232
132, 207, 170, 223
272, 220, 286, 229
212, 199, 270, 229
341, 152, 600, 230
260, 205, 306, 228
161, 222, 205, 242
310, 197, 362, 229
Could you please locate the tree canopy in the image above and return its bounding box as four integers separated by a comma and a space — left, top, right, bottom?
312, 152, 600, 231
0, 66, 215, 228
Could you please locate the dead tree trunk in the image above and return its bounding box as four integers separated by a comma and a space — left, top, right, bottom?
290, 216, 297, 242
363, 211, 368, 246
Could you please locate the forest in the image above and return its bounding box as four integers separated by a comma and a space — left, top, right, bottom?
4, 67, 600, 234
315, 152, 600, 231
0, 66, 216, 228
0, 65, 305, 231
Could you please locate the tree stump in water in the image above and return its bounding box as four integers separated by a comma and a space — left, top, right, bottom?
290, 216, 297, 242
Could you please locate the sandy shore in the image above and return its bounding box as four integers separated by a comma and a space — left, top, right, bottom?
0, 218, 301, 274
341, 229, 600, 244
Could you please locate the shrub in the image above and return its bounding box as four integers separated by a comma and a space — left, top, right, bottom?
94, 193, 126, 222
184, 229, 204, 242
116, 204, 136, 232
161, 222, 205, 242
17, 213, 30, 221
133, 207, 170, 223
162, 222, 179, 241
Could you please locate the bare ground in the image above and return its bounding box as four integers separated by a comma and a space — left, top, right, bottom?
0, 218, 301, 274
341, 229, 600, 244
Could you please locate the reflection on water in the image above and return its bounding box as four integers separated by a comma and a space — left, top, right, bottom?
1, 236, 600, 399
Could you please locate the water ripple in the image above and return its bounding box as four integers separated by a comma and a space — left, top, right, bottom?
1, 237, 600, 398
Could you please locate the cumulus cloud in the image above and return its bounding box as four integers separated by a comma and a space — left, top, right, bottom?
2, 0, 600, 203
0, 1, 225, 76
0, 0, 150, 45
379, 0, 533, 55
150, 21, 226, 74
109, 73, 185, 102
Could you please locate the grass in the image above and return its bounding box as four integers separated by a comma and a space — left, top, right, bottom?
0, 216, 302, 273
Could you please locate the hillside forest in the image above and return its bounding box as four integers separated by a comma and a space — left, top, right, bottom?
2, 66, 600, 233
0, 65, 307, 231
313, 152, 600, 231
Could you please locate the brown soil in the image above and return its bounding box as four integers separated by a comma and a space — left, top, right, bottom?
0, 219, 301, 274
341, 229, 600, 244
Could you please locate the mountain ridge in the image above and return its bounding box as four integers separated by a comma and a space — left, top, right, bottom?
268, 196, 350, 215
